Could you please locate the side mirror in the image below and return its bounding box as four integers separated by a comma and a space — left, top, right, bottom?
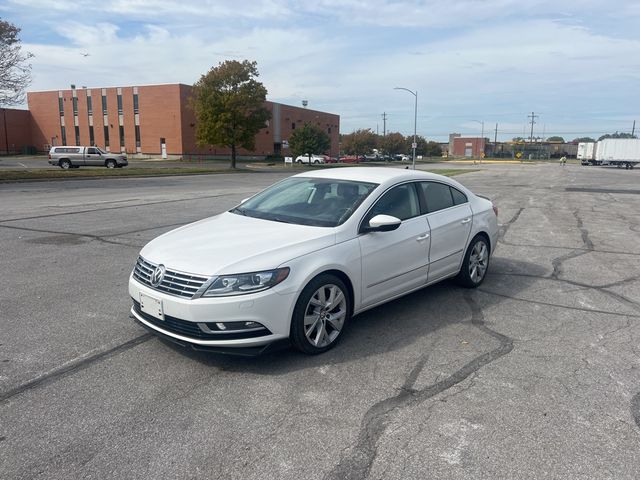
363, 214, 401, 233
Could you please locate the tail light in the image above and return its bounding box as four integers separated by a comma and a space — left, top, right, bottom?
48, 153, 51, 159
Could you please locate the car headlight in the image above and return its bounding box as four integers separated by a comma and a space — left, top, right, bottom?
202, 267, 290, 297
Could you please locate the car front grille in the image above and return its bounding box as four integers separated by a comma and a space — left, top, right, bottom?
132, 300, 271, 340
132, 256, 209, 299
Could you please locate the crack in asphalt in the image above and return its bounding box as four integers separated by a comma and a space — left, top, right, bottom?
498, 240, 640, 257
551, 210, 594, 280
498, 207, 524, 242
0, 191, 241, 224
0, 333, 153, 404
477, 288, 640, 318
0, 223, 143, 248
324, 292, 513, 480
632, 392, 640, 429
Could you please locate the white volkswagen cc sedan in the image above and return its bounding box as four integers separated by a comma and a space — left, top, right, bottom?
129, 167, 498, 355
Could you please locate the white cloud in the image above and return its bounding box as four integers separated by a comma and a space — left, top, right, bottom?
9, 0, 640, 140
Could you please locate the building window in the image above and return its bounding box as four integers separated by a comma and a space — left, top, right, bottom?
102, 95, 107, 115
75, 126, 80, 145
104, 126, 110, 147
89, 126, 95, 145
133, 94, 139, 114
58, 97, 64, 116
117, 94, 123, 114
119, 126, 125, 147
61, 126, 67, 145
72, 97, 78, 115
291, 123, 295, 130
328, 127, 331, 134
87, 96, 93, 115
135, 125, 141, 147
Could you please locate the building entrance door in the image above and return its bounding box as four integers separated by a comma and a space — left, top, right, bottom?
160, 138, 167, 159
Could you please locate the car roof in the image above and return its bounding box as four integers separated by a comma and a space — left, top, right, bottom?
292, 166, 456, 186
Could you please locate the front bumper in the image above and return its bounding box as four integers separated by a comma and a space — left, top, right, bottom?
117, 159, 128, 166
129, 275, 295, 350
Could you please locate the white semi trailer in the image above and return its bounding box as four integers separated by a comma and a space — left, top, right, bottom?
577, 142, 596, 165
581, 138, 640, 169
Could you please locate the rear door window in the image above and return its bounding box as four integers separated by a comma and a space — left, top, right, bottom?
451, 187, 468, 205
419, 182, 454, 213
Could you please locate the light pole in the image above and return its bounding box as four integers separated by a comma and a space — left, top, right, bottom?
394, 87, 417, 170
472, 120, 484, 163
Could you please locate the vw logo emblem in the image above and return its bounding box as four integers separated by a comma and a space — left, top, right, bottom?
151, 264, 166, 287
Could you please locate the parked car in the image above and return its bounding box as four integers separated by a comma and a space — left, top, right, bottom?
48, 146, 128, 169
339, 155, 363, 163
323, 155, 338, 163
129, 167, 498, 355
393, 154, 410, 162
295, 154, 325, 164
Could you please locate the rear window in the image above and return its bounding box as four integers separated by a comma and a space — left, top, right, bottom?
54, 147, 80, 153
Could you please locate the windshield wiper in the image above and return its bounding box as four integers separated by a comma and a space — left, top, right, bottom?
230, 207, 247, 216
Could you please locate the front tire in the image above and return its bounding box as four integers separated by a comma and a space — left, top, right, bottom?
455, 235, 490, 288
105, 159, 117, 169
290, 274, 350, 354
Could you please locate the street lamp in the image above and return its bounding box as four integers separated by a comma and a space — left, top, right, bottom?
472, 120, 484, 163
394, 87, 417, 170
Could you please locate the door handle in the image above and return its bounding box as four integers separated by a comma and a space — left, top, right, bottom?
416, 233, 430, 241
461, 218, 471, 224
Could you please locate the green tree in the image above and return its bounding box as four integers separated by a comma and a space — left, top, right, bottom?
512, 137, 525, 142
424, 140, 443, 157
598, 131, 637, 141
340, 129, 377, 155
288, 123, 330, 159
405, 135, 438, 157
572, 137, 596, 143
0, 19, 33, 106
379, 132, 406, 155
547, 136, 565, 142
191, 60, 271, 169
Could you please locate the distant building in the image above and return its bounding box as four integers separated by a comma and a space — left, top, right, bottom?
18, 83, 339, 157
451, 136, 487, 158
0, 108, 32, 155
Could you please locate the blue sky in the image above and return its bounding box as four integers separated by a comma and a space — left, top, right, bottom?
2, 0, 639, 142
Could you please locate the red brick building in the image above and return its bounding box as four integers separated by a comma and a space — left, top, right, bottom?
451, 136, 487, 158
24, 83, 340, 158
0, 108, 33, 155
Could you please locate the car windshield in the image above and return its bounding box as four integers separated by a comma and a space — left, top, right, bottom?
230, 177, 378, 227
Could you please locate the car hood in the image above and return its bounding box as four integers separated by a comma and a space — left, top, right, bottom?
140, 211, 336, 276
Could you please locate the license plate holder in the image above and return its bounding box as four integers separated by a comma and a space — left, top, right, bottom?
140, 292, 164, 321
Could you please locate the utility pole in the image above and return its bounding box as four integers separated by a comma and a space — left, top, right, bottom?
528, 111, 538, 143
382, 112, 387, 137
494, 123, 498, 155
632, 120, 636, 136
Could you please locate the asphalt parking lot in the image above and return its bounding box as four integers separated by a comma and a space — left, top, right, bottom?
1, 163, 639, 479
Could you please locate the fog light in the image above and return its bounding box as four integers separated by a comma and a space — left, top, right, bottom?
198, 321, 267, 332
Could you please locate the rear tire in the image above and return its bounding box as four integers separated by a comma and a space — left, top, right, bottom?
59, 159, 71, 170
290, 274, 350, 355
455, 235, 490, 288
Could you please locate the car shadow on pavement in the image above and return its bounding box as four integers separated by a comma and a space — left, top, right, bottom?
157, 257, 546, 373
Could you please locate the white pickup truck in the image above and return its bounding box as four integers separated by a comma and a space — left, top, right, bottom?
48, 146, 128, 169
